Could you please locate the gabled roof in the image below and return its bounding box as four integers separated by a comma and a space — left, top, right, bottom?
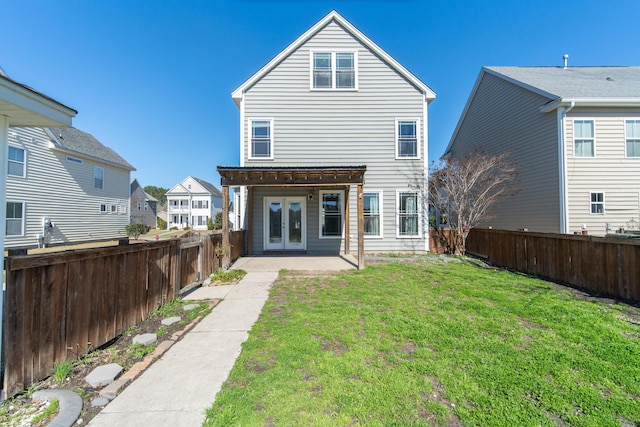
192, 177, 222, 197
231, 10, 436, 105
46, 127, 135, 171
485, 66, 640, 100
445, 65, 640, 156
131, 178, 158, 202
167, 176, 222, 198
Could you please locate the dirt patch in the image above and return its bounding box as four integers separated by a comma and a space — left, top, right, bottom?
420, 377, 465, 426
1, 299, 217, 426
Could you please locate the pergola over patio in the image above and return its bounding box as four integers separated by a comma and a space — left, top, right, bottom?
217, 166, 367, 269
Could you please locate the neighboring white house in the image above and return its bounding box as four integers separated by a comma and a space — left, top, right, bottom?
165, 176, 222, 230
444, 65, 640, 236
219, 10, 436, 255
6, 126, 135, 248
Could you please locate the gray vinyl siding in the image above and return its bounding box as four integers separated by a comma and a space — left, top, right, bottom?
243, 21, 428, 252
565, 109, 640, 235
6, 127, 131, 248
447, 73, 561, 232
130, 182, 157, 228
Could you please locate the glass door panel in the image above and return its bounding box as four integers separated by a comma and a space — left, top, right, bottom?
287, 201, 303, 246
267, 201, 283, 248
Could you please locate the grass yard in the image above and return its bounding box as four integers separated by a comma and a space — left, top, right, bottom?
203, 259, 640, 426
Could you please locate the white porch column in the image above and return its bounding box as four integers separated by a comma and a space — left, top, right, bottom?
1, 115, 9, 383
0, 115, 8, 254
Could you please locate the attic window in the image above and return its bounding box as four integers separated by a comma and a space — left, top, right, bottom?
66, 156, 83, 164
311, 51, 357, 90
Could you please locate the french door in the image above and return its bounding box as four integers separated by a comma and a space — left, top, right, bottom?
264, 197, 306, 250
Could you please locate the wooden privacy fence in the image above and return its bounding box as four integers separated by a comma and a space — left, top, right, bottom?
466, 228, 640, 302
2, 230, 245, 397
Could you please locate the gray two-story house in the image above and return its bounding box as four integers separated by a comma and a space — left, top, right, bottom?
445, 65, 640, 236
7, 126, 135, 248
218, 10, 436, 261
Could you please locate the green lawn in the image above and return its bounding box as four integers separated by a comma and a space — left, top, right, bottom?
203, 259, 640, 426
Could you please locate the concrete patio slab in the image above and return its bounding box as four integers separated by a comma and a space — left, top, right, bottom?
231, 255, 357, 272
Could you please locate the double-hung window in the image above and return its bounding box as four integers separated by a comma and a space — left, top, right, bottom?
574, 120, 595, 157
137, 202, 142, 211
94, 166, 104, 189
397, 191, 420, 237
8, 146, 25, 177
396, 120, 419, 158
320, 191, 343, 238
250, 119, 273, 159
311, 51, 356, 89
6, 201, 24, 236
364, 191, 383, 237
626, 120, 640, 158
590, 192, 604, 214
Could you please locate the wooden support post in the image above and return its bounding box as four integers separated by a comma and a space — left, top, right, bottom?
357, 183, 364, 270
247, 186, 253, 255
222, 186, 230, 269
344, 185, 350, 255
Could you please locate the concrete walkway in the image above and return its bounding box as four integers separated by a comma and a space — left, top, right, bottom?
88, 256, 354, 427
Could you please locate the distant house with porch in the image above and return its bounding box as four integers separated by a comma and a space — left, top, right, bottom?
165, 176, 222, 230
130, 178, 158, 229
218, 10, 435, 265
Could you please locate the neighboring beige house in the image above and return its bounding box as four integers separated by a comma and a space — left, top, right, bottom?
165, 176, 222, 230
7, 126, 135, 248
445, 65, 640, 236
219, 10, 436, 256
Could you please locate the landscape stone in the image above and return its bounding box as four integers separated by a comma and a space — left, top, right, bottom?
183, 303, 198, 311
161, 316, 181, 326
133, 333, 158, 346
85, 363, 123, 388
91, 397, 110, 407
32, 389, 83, 427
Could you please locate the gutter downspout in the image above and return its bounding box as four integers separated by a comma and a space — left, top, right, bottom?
558, 101, 574, 234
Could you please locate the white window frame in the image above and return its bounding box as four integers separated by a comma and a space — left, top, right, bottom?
8, 145, 26, 178
94, 166, 104, 189
319, 190, 345, 239
363, 190, 383, 238
395, 119, 421, 159
310, 50, 358, 91
100, 204, 108, 214
248, 118, 274, 160
573, 120, 595, 158
6, 201, 25, 237
137, 202, 142, 211
396, 190, 422, 238
590, 192, 605, 215
625, 119, 640, 158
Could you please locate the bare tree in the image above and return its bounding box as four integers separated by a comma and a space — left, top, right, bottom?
429, 151, 519, 255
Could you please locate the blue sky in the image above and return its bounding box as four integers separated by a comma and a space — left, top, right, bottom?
2, 0, 638, 190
